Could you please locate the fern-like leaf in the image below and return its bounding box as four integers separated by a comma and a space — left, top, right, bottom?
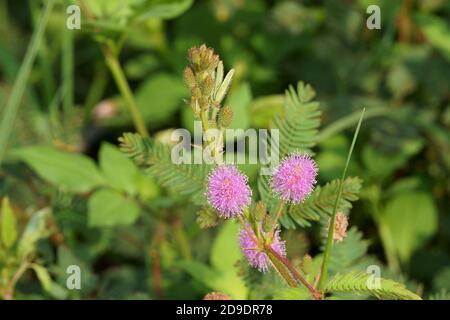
119, 133, 211, 204
278, 177, 362, 228
324, 271, 422, 300
258, 82, 321, 217
272, 81, 321, 156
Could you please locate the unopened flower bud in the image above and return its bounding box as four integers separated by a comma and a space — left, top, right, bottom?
203, 292, 231, 300
302, 254, 313, 275
183, 67, 196, 90
219, 106, 233, 128
262, 214, 273, 233
254, 201, 266, 222
199, 96, 209, 111
200, 74, 214, 96
327, 212, 349, 243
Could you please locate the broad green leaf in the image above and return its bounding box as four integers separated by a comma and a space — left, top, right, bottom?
1, 197, 17, 249
18, 208, 51, 259
136, 0, 194, 21
135, 73, 187, 125
11, 145, 105, 193
224, 82, 252, 134
178, 221, 248, 299
382, 192, 438, 263
32, 264, 68, 299
88, 189, 140, 227
177, 260, 247, 300
99, 142, 139, 194
211, 221, 242, 272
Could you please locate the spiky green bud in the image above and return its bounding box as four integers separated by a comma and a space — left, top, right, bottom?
262, 214, 273, 233
302, 254, 313, 275
254, 201, 266, 222
219, 105, 233, 128
184, 67, 196, 90
196, 207, 218, 229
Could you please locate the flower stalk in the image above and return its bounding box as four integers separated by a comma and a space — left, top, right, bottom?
317, 108, 365, 289
103, 44, 149, 137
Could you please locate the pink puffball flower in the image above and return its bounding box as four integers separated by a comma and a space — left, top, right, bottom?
206, 165, 252, 218
239, 224, 286, 272
271, 153, 318, 204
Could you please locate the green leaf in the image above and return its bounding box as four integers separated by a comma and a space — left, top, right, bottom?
281, 177, 362, 228
224, 82, 252, 133
258, 82, 321, 215
135, 73, 187, 125
31, 264, 68, 299
99, 142, 139, 194
327, 227, 370, 274
57, 246, 97, 295
88, 189, 140, 227
1, 197, 17, 249
211, 221, 242, 272
136, 0, 194, 21
415, 14, 450, 62
381, 192, 438, 263
178, 260, 248, 300
11, 145, 105, 193
271, 81, 321, 156
196, 207, 219, 229
273, 287, 311, 300
324, 271, 421, 300
17, 208, 51, 259
119, 133, 211, 204
0, 0, 55, 165
178, 221, 247, 299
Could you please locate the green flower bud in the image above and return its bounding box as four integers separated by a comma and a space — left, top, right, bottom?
184, 67, 196, 90
302, 254, 313, 275
262, 214, 273, 233
219, 105, 233, 128
254, 201, 266, 222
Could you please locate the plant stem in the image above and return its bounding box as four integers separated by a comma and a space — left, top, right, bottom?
103, 45, 149, 137
268, 201, 285, 242
265, 244, 322, 300
272, 201, 285, 229
0, 0, 55, 165
172, 217, 192, 260
237, 215, 259, 245
266, 248, 298, 288
62, 1, 74, 115
4, 261, 30, 300
29, 0, 55, 106
318, 108, 365, 290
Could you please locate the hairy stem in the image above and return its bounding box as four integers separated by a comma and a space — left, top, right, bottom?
266, 249, 297, 288
265, 245, 322, 300
172, 217, 192, 260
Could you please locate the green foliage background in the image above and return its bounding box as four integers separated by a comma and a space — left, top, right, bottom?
0, 0, 449, 299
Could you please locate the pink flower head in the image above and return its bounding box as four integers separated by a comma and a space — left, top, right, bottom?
271, 153, 318, 204
206, 165, 252, 218
239, 224, 286, 272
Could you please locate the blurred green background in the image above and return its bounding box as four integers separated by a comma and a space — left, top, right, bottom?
0, 0, 449, 299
